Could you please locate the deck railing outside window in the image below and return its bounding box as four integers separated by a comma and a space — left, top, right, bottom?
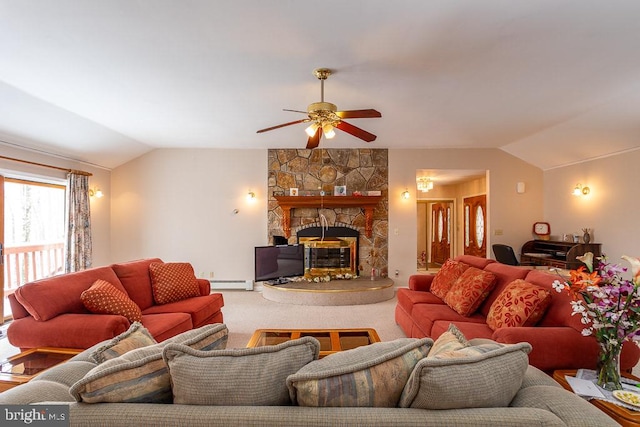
3, 242, 65, 313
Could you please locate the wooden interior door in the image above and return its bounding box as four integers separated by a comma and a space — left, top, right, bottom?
430, 202, 451, 265
463, 194, 487, 257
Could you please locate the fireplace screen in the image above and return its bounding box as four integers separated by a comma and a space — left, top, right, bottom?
297, 226, 359, 278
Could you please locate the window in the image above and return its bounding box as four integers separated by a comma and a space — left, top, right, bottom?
3, 178, 66, 319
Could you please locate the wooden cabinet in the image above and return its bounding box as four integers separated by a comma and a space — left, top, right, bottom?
520, 240, 601, 269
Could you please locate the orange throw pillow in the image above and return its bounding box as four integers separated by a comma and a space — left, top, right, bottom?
430, 259, 470, 300
444, 267, 496, 316
81, 279, 143, 322
149, 262, 201, 305
486, 279, 552, 330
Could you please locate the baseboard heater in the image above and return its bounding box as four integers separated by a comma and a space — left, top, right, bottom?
208, 279, 253, 291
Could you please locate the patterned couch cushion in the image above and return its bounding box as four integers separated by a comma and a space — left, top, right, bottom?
163, 337, 320, 405
70, 323, 229, 403
486, 279, 552, 330
429, 259, 470, 300
400, 340, 532, 410
89, 322, 156, 363
444, 267, 496, 316
428, 323, 469, 357
81, 279, 143, 323
149, 262, 201, 305
287, 338, 432, 407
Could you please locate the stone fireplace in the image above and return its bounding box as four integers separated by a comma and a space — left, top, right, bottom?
297, 225, 359, 278
268, 149, 389, 277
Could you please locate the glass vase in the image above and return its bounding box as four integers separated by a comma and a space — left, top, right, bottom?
596, 341, 622, 391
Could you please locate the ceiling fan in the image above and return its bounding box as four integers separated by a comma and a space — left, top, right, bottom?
256, 68, 382, 149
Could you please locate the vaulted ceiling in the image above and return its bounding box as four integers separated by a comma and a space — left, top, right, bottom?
1, 1, 639, 170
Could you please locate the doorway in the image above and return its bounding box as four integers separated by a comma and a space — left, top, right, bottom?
417, 200, 454, 270
415, 169, 487, 271
463, 194, 487, 257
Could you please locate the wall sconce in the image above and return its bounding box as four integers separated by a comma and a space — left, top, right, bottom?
246, 190, 256, 201
572, 183, 590, 196
401, 189, 410, 200
89, 188, 103, 198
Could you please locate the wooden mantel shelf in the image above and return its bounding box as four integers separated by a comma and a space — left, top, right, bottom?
274, 195, 382, 238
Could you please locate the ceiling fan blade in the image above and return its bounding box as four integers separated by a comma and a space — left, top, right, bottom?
335, 109, 382, 119
335, 121, 377, 142
257, 119, 308, 133
283, 109, 309, 114
306, 127, 322, 149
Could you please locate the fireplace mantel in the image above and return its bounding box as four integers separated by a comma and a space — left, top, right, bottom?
274, 195, 382, 238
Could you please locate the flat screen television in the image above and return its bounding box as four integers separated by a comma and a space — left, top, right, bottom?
254, 245, 305, 283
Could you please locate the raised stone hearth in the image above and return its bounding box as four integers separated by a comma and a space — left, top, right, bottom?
261, 277, 394, 306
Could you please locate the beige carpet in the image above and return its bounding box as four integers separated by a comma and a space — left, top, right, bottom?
222, 286, 407, 349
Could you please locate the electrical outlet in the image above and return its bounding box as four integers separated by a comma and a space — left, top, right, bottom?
394, 228, 399, 235
209, 271, 214, 278
494, 229, 503, 236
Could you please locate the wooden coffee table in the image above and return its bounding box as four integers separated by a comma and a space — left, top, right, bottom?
247, 328, 380, 358
553, 369, 640, 426
0, 347, 83, 392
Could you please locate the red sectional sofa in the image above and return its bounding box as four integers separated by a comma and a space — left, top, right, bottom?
395, 255, 640, 373
7, 258, 224, 350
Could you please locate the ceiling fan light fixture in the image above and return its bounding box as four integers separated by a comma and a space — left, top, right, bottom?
322, 124, 336, 139
305, 123, 319, 137
256, 67, 381, 148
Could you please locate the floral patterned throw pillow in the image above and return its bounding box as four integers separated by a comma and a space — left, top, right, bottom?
444, 267, 496, 316
430, 259, 470, 300
486, 279, 552, 330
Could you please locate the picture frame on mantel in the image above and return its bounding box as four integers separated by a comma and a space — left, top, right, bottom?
289, 188, 298, 196
334, 185, 346, 196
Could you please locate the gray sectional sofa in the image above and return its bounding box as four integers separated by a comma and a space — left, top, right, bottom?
0, 323, 618, 427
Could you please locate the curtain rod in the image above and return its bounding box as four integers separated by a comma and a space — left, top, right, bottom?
0, 155, 93, 176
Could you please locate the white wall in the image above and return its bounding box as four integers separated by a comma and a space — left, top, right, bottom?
111, 149, 267, 282
7, 143, 637, 286
389, 149, 543, 285
0, 145, 111, 267
544, 149, 640, 262
111, 147, 543, 286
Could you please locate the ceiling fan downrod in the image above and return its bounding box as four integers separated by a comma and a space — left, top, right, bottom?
313, 68, 331, 102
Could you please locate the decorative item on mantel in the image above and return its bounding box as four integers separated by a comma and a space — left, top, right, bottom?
582, 228, 591, 244
552, 252, 640, 391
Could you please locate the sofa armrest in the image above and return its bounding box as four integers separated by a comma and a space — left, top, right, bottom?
197, 278, 211, 296
7, 313, 130, 350
408, 274, 435, 292
7, 292, 30, 319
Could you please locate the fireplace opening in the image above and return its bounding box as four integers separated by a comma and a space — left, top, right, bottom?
297, 226, 359, 278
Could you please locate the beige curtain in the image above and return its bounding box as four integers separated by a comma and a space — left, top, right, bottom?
65, 172, 92, 272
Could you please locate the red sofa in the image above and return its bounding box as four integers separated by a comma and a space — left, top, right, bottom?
7, 258, 224, 350
395, 255, 640, 373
